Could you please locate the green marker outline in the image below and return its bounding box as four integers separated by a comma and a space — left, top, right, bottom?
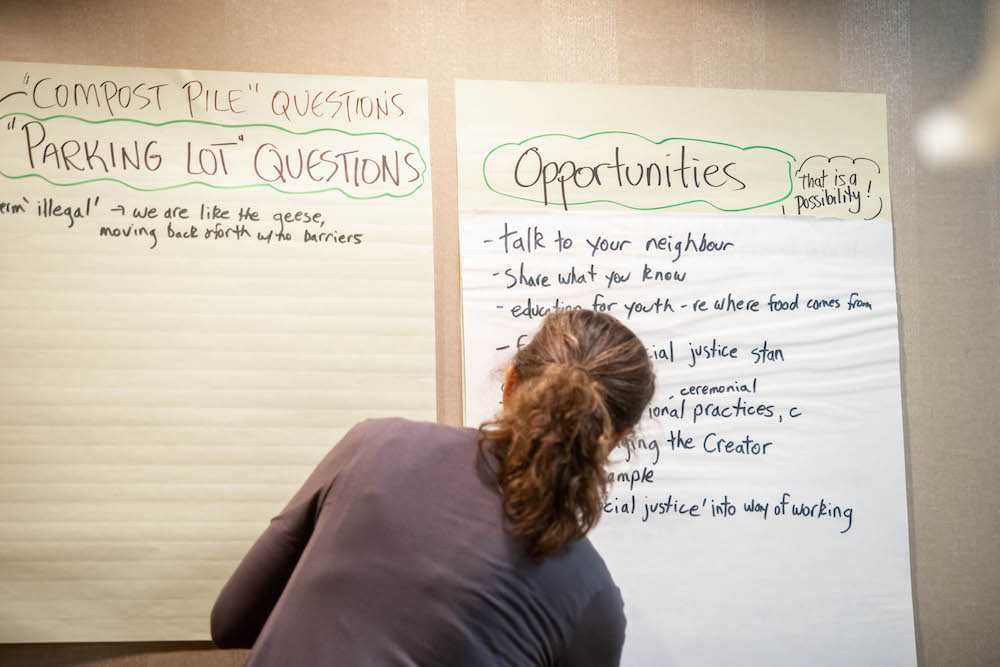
0, 112, 427, 198
482, 131, 795, 211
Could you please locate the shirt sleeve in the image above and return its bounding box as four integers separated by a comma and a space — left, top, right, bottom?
209, 419, 370, 648
561, 585, 627, 667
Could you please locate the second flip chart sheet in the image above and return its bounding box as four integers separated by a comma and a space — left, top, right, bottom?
456, 80, 916, 667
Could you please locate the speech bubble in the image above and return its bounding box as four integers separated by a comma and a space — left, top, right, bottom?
0, 112, 427, 199
789, 154, 884, 221
483, 131, 795, 212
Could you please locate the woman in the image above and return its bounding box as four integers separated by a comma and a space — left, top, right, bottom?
211, 309, 655, 666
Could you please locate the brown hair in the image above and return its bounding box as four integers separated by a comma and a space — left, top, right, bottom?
478, 309, 655, 558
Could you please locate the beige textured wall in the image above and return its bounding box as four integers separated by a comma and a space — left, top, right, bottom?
0, 1, 997, 665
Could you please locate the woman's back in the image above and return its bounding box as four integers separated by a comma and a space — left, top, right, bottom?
212, 417, 626, 666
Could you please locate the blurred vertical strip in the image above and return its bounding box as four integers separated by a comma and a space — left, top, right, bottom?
916, 0, 1000, 165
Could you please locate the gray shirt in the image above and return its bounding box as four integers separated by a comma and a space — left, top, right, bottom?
211, 417, 626, 666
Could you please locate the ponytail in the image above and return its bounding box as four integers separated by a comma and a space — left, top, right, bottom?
479, 310, 655, 558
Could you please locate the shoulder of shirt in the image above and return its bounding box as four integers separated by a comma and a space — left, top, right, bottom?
556, 535, 618, 587
353, 416, 479, 438
340, 418, 482, 471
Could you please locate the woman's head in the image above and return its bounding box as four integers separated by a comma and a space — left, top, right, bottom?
479, 309, 655, 558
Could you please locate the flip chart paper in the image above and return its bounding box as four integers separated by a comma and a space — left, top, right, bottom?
457, 80, 915, 667
0, 61, 435, 641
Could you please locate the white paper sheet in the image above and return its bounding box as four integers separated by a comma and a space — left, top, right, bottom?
457, 80, 915, 667
0, 61, 435, 641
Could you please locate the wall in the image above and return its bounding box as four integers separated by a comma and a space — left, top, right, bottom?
0, 1, 997, 665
